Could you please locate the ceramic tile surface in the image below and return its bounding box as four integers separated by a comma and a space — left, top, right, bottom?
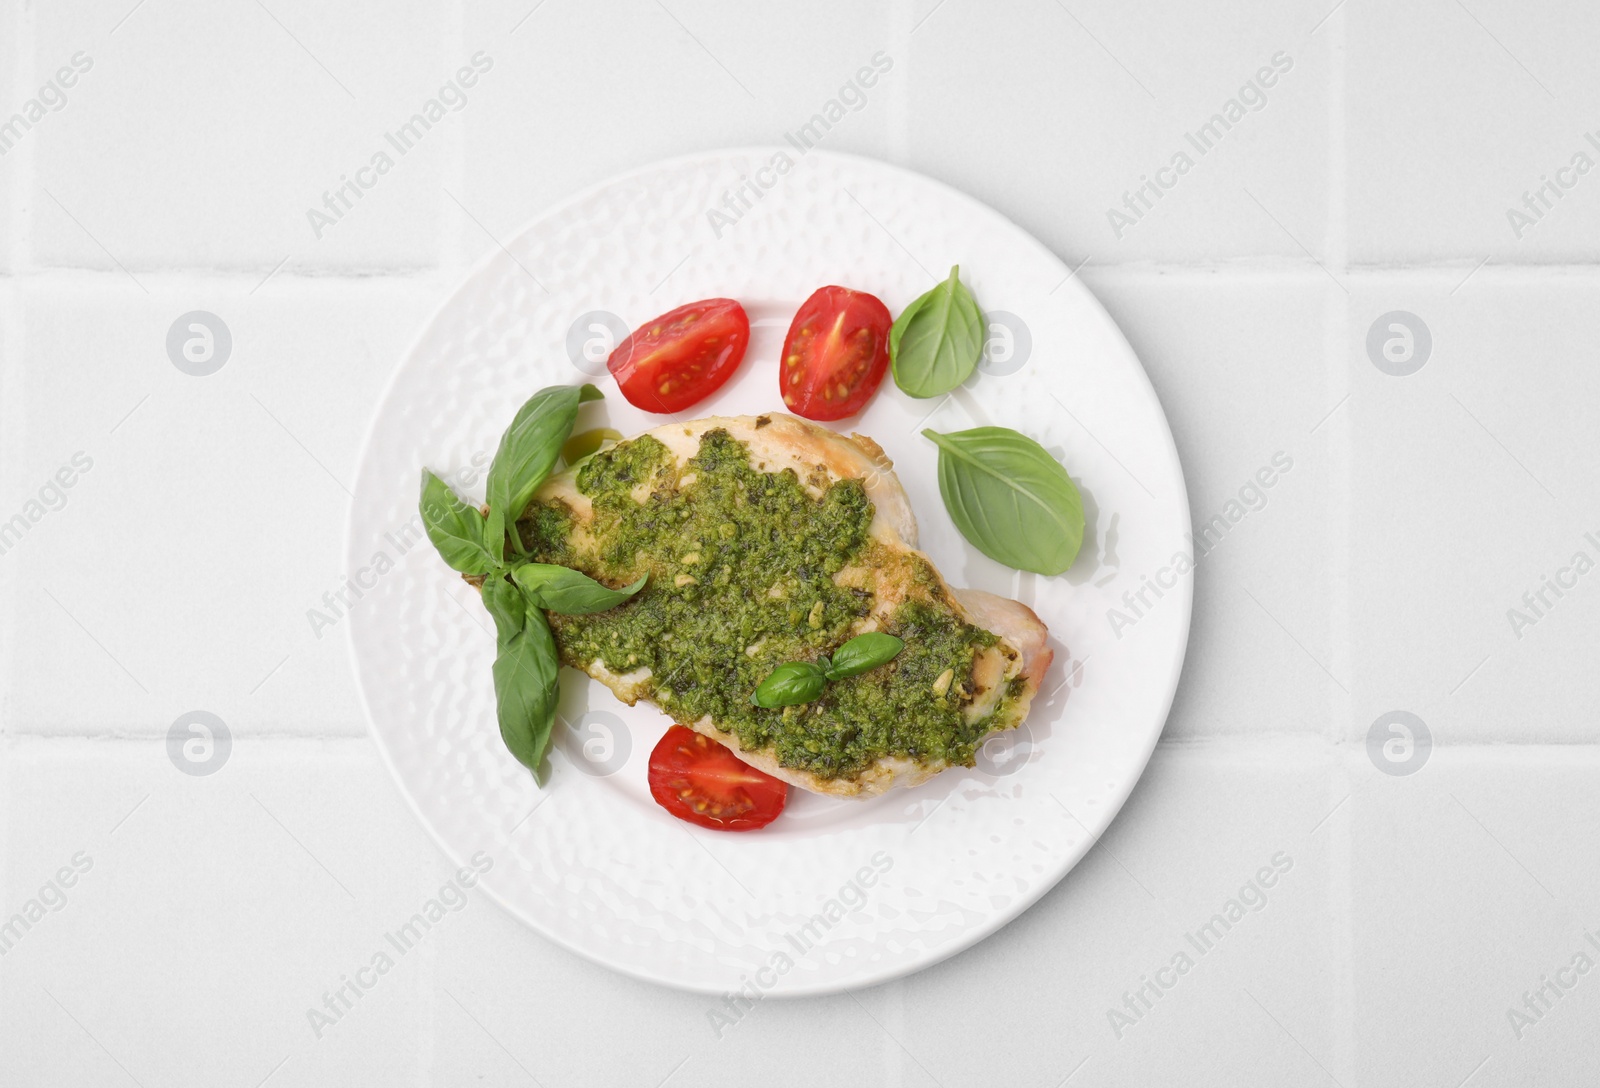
2, 1, 1596, 1084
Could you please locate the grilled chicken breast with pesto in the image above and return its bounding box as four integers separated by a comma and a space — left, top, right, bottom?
509, 412, 1053, 798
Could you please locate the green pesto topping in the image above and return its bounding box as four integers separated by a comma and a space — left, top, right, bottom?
518, 427, 1014, 780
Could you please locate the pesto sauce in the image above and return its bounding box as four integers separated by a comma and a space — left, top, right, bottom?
520, 428, 1007, 780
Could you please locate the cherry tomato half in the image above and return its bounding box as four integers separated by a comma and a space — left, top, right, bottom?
607, 298, 750, 413
779, 286, 893, 421
647, 725, 788, 831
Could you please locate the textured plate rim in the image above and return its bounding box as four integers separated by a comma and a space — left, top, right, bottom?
345, 146, 1193, 996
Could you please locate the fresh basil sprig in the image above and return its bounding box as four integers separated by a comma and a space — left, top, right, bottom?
486, 383, 602, 560
889, 265, 985, 398
491, 606, 560, 777
751, 632, 906, 708
419, 469, 497, 575
477, 567, 562, 783
480, 574, 527, 643
419, 382, 645, 784
512, 564, 646, 615
922, 425, 1084, 576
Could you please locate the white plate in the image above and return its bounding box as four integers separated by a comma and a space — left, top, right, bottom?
346, 148, 1191, 996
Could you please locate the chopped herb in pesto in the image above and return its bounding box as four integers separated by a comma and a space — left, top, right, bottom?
520, 427, 1017, 781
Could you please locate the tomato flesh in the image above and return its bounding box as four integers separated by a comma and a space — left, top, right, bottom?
607, 298, 749, 413
779, 286, 892, 421
647, 725, 788, 831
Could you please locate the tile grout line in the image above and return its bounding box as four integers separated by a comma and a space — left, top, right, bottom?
441, 0, 469, 282
416, 7, 465, 1079
885, 0, 912, 167
418, 897, 440, 1088
0, 231, 27, 748
1324, 8, 1347, 275
2, 0, 37, 552
9, 2, 35, 273
0, 0, 29, 755
1324, 12, 1358, 1087
10, 262, 1600, 287
0, 0, 26, 953
1328, 749, 1356, 1088
0, 655, 10, 933
885, 977, 907, 1087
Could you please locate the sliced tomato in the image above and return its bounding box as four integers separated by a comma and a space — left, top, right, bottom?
647, 725, 787, 831
607, 298, 749, 413
779, 286, 893, 421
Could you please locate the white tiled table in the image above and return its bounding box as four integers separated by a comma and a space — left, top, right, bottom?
3, 2, 1598, 1085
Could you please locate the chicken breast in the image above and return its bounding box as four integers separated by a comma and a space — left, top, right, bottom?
513, 412, 1052, 798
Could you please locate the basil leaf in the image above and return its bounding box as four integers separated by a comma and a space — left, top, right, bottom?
511, 563, 647, 615
823, 632, 904, 681
750, 661, 827, 708
890, 265, 985, 398
922, 426, 1085, 576
479, 575, 526, 643
419, 469, 497, 575
491, 606, 560, 780
485, 383, 602, 560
